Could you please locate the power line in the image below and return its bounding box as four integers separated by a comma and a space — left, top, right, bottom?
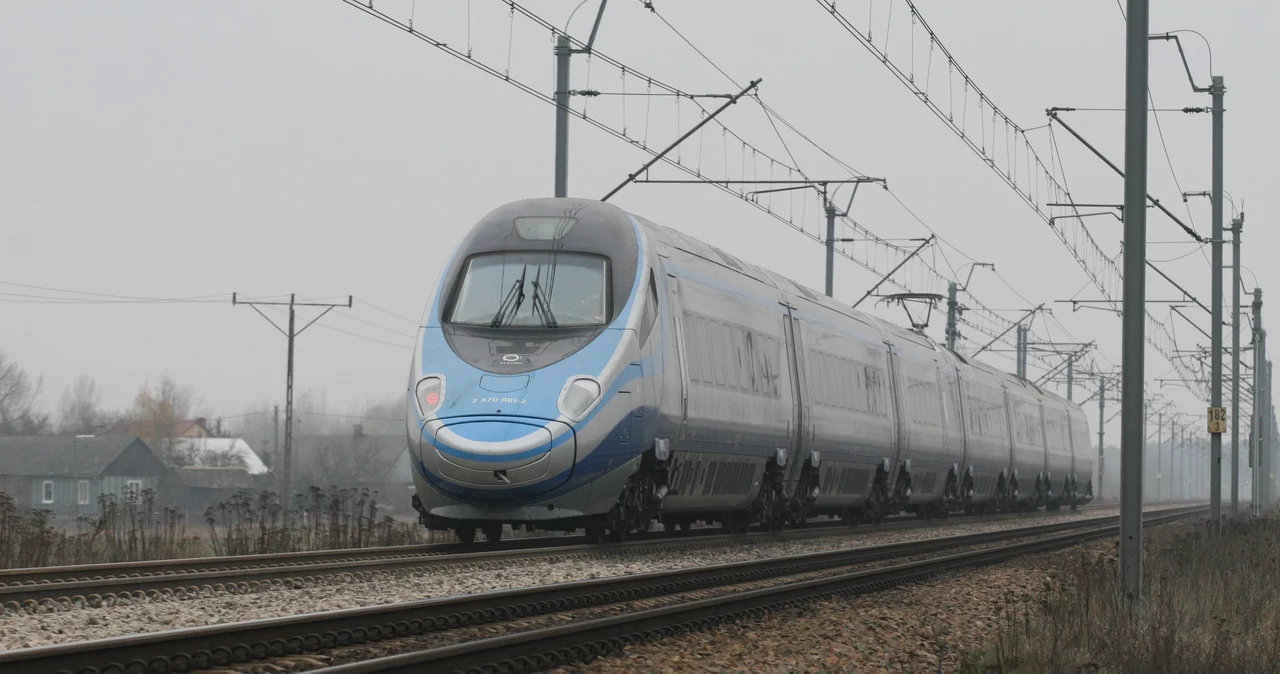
357, 299, 422, 327
330, 311, 417, 340
817, 0, 1209, 398
234, 293, 353, 501
316, 323, 413, 350
0, 280, 227, 302
635, 2, 1066, 371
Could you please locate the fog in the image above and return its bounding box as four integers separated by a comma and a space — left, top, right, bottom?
2, 1, 1274, 459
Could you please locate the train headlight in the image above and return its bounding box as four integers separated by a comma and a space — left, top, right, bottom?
558, 376, 602, 422
415, 375, 446, 416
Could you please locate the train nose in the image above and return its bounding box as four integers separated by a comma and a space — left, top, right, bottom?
428, 418, 576, 497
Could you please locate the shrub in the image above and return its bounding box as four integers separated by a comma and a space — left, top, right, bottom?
204, 486, 429, 556
0, 489, 201, 568
965, 515, 1280, 673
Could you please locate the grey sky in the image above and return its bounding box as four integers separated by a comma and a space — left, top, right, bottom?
2, 1, 1275, 448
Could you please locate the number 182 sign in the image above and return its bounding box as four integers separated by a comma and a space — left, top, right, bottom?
1208, 407, 1228, 434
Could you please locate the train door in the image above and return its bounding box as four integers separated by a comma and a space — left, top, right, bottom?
781, 306, 810, 494
1066, 411, 1081, 492
659, 258, 689, 440
1036, 401, 1051, 495
1001, 389, 1017, 492
940, 363, 968, 490
884, 344, 908, 491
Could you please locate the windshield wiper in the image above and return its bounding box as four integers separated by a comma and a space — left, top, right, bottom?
530, 266, 558, 329
489, 265, 528, 327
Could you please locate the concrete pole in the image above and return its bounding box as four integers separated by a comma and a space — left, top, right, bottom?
1253, 289, 1264, 514
554, 35, 571, 198
1269, 360, 1275, 509
283, 294, 296, 504
1067, 354, 1075, 402
273, 405, 280, 471
1144, 404, 1152, 497
1262, 338, 1271, 508
1175, 422, 1181, 500
825, 202, 837, 297
1209, 75, 1226, 534
1119, 0, 1151, 599
1177, 427, 1187, 501
946, 282, 959, 351
1156, 412, 1163, 502
1231, 215, 1243, 516
1167, 419, 1172, 503
1098, 375, 1107, 499
1015, 326, 1023, 378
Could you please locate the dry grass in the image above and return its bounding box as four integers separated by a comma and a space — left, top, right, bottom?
203, 486, 430, 555
0, 486, 433, 568
965, 514, 1280, 674
0, 489, 201, 568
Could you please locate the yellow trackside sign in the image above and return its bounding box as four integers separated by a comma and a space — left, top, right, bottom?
1208, 407, 1227, 434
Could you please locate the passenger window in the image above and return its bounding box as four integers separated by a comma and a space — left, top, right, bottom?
639, 274, 659, 346
828, 357, 838, 405
684, 312, 702, 383
732, 327, 748, 390
696, 316, 713, 383
716, 322, 733, 387
814, 354, 827, 402
762, 337, 779, 396
708, 320, 726, 386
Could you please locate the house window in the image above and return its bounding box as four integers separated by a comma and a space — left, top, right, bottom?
78, 481, 90, 506
41, 481, 54, 504
125, 480, 142, 499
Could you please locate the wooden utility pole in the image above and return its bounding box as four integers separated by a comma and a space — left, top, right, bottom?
234, 293, 352, 503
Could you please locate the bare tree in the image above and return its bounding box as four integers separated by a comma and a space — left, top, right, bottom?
128, 376, 196, 464
202, 446, 248, 468
300, 436, 393, 487
0, 351, 49, 435
57, 374, 102, 435
225, 402, 277, 469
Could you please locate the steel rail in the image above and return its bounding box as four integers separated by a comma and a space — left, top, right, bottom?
0, 506, 1203, 674
0, 505, 1111, 608
317, 507, 1205, 673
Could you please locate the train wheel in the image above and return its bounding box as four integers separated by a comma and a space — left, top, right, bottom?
456, 526, 477, 545
585, 526, 604, 544
483, 523, 503, 543
607, 527, 627, 543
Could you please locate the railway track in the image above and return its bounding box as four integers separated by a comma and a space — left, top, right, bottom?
0, 504, 1205, 674
0, 504, 1115, 610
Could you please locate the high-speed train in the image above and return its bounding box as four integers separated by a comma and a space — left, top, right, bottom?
407, 198, 1093, 543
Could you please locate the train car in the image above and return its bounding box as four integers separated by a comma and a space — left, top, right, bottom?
407, 197, 1093, 542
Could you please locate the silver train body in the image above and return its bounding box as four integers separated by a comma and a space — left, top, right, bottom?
407, 198, 1094, 541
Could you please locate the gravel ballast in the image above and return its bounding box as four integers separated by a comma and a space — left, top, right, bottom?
558, 518, 1198, 673
0, 506, 1141, 651
557, 544, 1094, 673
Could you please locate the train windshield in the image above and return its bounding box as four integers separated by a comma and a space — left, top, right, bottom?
449, 251, 610, 328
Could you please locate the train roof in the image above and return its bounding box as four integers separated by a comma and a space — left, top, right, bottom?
628, 207, 1083, 414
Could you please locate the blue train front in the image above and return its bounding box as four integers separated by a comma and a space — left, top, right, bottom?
408, 198, 666, 543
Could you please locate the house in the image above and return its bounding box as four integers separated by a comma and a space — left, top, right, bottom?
169, 437, 269, 474
104, 418, 211, 439
171, 466, 263, 515
0, 436, 171, 517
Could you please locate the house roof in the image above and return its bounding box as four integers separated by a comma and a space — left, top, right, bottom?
0, 436, 151, 477
173, 467, 260, 490
170, 438, 269, 475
